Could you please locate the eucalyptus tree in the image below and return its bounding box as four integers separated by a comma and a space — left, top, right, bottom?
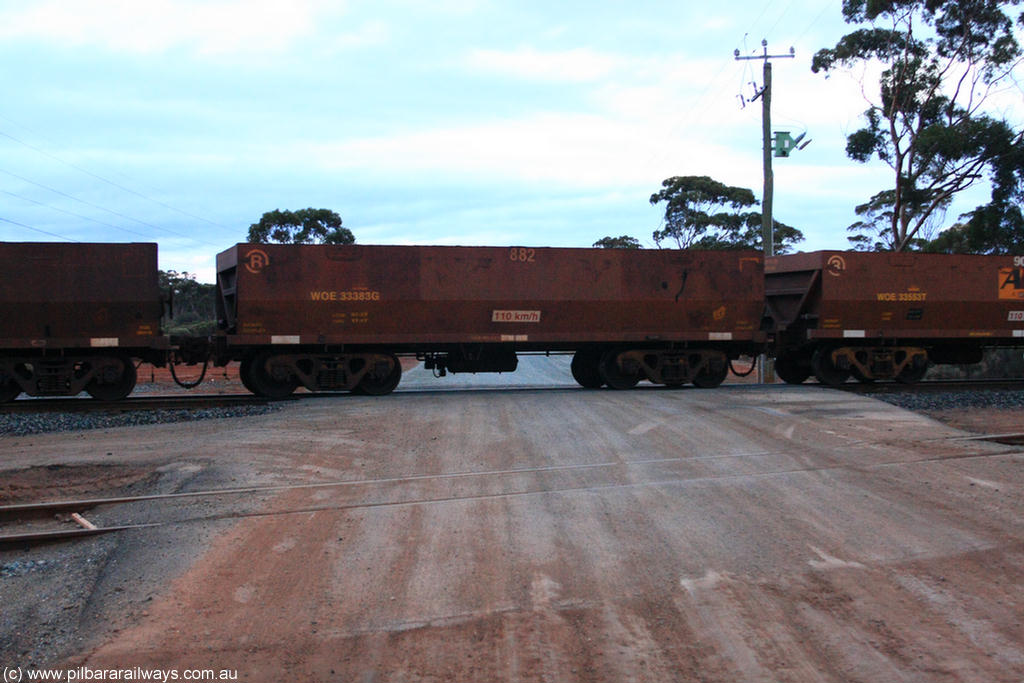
812, 0, 1024, 251
649, 175, 803, 252
248, 208, 355, 245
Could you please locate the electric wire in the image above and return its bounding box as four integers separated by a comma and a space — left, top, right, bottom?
793, 2, 836, 46
0, 128, 230, 231
0, 188, 154, 240
0, 216, 78, 241
763, 0, 803, 42
0, 168, 221, 246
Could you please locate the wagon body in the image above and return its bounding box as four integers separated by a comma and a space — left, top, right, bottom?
766, 251, 1024, 342
217, 244, 765, 350
766, 251, 1024, 384
0, 242, 163, 351
0, 242, 164, 400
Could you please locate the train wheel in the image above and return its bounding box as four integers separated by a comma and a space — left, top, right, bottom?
851, 367, 875, 384
811, 347, 850, 387
774, 353, 810, 385
249, 351, 299, 399
570, 350, 604, 388
598, 351, 640, 390
896, 361, 928, 384
85, 356, 137, 401
355, 355, 402, 395
692, 361, 728, 388
238, 356, 258, 394
0, 378, 20, 402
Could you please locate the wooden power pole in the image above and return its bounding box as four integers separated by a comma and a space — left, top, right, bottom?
734, 40, 794, 258
735, 40, 795, 383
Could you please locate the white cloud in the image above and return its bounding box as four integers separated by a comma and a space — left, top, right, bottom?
465, 46, 624, 82
330, 20, 391, 51
296, 110, 754, 191
0, 0, 345, 55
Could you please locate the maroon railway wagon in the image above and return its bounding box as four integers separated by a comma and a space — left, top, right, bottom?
214, 244, 766, 397
0, 242, 166, 401
766, 251, 1024, 385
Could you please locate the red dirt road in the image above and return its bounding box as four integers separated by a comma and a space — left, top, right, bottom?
49, 373, 1023, 682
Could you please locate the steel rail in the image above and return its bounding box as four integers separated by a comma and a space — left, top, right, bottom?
2, 444, 1021, 547
2, 394, 275, 413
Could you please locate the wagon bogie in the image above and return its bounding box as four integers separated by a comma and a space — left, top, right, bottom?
240, 349, 404, 398
0, 353, 139, 401
819, 345, 929, 385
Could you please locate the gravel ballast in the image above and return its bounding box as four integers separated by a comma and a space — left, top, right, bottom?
872, 388, 1024, 412
0, 405, 281, 437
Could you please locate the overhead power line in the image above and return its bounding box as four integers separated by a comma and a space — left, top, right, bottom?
0, 128, 230, 232
0, 215, 78, 241
0, 168, 221, 247
0, 188, 153, 240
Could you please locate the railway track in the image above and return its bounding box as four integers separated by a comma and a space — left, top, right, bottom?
2, 393, 276, 413
3, 428, 1022, 547
837, 378, 1024, 394
4, 378, 1022, 412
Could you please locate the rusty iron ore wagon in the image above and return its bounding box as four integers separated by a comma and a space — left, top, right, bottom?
213, 244, 766, 397
0, 242, 166, 401
766, 251, 1024, 385
3, 241, 1022, 402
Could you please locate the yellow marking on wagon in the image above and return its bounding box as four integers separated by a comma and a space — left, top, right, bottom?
877, 291, 927, 301
310, 290, 381, 302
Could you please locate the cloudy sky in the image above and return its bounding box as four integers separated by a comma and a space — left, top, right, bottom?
0, 1, 1017, 280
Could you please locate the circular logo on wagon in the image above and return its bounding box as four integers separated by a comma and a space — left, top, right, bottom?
244, 248, 270, 274
826, 254, 847, 277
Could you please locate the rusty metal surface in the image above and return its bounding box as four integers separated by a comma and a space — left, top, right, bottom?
218, 244, 765, 348
0, 242, 163, 349
766, 251, 1024, 341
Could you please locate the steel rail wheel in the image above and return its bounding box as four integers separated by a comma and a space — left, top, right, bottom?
598, 351, 641, 390
570, 350, 604, 389
691, 361, 728, 388
238, 356, 259, 395
354, 355, 402, 395
811, 346, 850, 387
249, 351, 299, 400
0, 378, 20, 403
773, 353, 811, 385
850, 367, 876, 384
85, 356, 137, 401
896, 361, 928, 384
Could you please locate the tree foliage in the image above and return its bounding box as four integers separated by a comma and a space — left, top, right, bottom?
649, 176, 803, 252
160, 270, 216, 335
812, 0, 1024, 252
593, 235, 642, 249
247, 208, 354, 245
929, 132, 1024, 253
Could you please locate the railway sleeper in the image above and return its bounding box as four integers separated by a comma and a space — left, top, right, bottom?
828, 346, 928, 384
